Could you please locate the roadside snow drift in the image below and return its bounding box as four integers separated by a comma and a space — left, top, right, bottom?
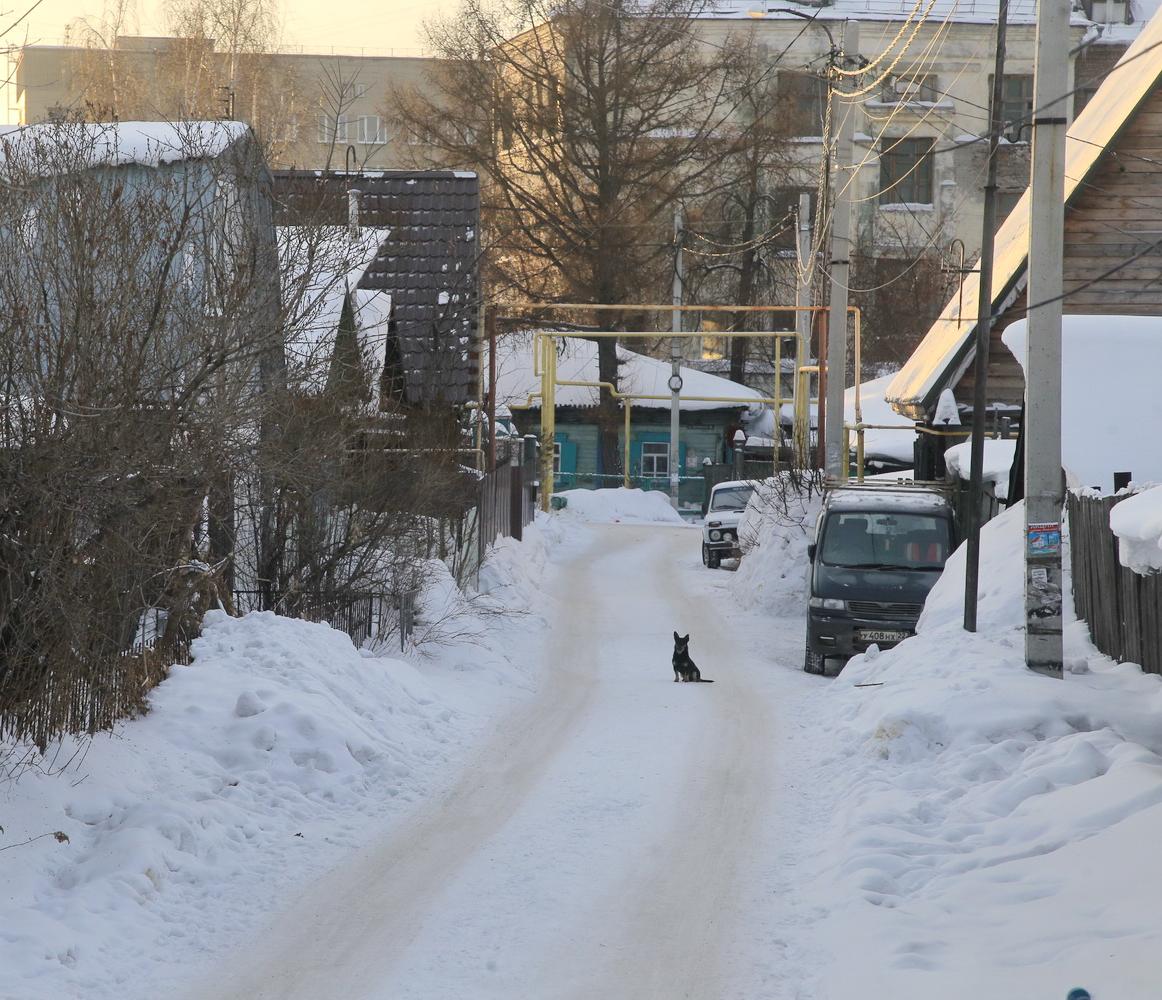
809, 503, 1162, 999
0, 544, 543, 1000
553, 486, 687, 524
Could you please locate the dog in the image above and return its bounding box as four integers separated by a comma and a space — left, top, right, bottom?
672, 632, 714, 683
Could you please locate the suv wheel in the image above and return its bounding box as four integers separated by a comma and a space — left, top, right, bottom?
702, 543, 721, 569
804, 640, 825, 675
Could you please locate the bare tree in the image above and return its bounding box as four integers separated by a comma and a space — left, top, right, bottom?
400, 0, 734, 474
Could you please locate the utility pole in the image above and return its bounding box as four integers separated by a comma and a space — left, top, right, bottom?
669, 204, 684, 510
1025, 0, 1069, 676
825, 19, 860, 482
964, 0, 1009, 632
794, 191, 814, 466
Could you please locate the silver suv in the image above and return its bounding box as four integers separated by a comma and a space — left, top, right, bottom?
701, 480, 756, 568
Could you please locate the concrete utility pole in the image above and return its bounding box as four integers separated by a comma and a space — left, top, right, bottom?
794, 191, 814, 466
669, 204, 684, 510
825, 19, 860, 482
1025, 0, 1070, 676
964, 0, 1009, 632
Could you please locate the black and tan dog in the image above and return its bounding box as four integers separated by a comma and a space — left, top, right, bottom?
672, 632, 714, 683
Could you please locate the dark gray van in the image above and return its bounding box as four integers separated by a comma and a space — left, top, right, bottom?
804, 486, 956, 674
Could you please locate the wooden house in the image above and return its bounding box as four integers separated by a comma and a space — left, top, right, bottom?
884, 12, 1162, 479
273, 170, 480, 411
493, 333, 767, 506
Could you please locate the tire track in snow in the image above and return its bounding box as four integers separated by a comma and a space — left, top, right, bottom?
189, 532, 610, 1000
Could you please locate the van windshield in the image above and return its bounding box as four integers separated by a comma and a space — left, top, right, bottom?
820, 511, 951, 570
710, 486, 754, 512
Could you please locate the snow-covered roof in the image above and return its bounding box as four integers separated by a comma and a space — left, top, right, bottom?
493, 332, 765, 415
1001, 315, 1162, 491
885, 10, 1162, 417
0, 120, 252, 172
280, 225, 392, 400
846, 373, 916, 463
945, 438, 1017, 500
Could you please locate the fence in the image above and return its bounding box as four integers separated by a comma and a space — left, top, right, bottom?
475, 437, 538, 571
1068, 492, 1162, 675
0, 632, 193, 751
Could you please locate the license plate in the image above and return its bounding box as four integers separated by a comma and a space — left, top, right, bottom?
859, 629, 908, 643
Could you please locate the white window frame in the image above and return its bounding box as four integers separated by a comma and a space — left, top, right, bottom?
357, 115, 387, 145
318, 113, 351, 144
641, 441, 669, 478
553, 441, 561, 475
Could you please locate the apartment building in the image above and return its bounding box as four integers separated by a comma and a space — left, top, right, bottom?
4, 36, 446, 171
692, 1, 1099, 264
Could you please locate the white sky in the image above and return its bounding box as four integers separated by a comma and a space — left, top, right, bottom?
12, 0, 458, 54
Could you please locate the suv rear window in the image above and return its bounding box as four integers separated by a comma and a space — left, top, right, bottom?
820, 511, 950, 569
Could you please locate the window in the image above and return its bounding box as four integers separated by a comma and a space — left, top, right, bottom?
553, 441, 561, 475
318, 113, 351, 144
878, 138, 935, 205
777, 71, 828, 137
997, 190, 1024, 226
989, 74, 1035, 140
357, 115, 387, 144
820, 512, 951, 570
641, 441, 669, 478
882, 74, 941, 104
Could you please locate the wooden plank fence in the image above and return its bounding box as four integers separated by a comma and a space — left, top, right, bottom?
1067, 492, 1162, 674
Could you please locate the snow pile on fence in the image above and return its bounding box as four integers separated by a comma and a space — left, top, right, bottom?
1108, 484, 1162, 575
944, 438, 1017, 499
0, 543, 546, 999
730, 477, 823, 611
553, 486, 687, 524
805, 502, 1162, 998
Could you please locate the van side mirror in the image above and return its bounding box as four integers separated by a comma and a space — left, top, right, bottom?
807, 543, 817, 562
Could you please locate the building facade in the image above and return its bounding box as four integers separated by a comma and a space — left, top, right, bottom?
5, 36, 445, 171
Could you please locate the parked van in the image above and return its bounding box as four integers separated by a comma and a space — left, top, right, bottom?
804, 485, 956, 674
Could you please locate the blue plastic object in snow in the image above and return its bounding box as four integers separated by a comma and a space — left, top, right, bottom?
1066, 989, 1092, 1000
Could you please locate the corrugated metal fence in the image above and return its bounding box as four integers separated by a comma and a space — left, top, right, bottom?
1067, 492, 1162, 674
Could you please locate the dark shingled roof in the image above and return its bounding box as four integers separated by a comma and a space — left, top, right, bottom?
273, 169, 480, 407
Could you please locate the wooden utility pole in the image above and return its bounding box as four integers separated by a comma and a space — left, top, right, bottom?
964, 0, 1009, 632
1024, 0, 1069, 676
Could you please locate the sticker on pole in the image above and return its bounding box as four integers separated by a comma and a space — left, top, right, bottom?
1027, 522, 1061, 557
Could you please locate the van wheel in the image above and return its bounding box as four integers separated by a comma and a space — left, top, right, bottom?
804, 641, 825, 675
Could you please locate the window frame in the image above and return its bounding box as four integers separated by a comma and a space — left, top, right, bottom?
641, 441, 670, 479
878, 137, 936, 206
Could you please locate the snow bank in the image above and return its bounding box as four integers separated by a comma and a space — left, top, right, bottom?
944, 437, 1017, 500
0, 534, 549, 1000
1109, 485, 1162, 574
1002, 316, 1162, 490
730, 477, 823, 612
808, 503, 1162, 998
553, 487, 686, 524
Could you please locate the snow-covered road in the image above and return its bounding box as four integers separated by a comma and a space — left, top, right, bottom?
193, 523, 815, 1000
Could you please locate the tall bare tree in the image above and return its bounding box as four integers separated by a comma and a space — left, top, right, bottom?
400, 0, 734, 474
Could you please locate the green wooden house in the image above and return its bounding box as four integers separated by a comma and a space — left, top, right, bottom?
494, 333, 767, 509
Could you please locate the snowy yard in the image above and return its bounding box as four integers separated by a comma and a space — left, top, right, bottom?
3, 487, 1161, 999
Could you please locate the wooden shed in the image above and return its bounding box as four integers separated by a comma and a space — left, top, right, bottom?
885, 15, 1162, 474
